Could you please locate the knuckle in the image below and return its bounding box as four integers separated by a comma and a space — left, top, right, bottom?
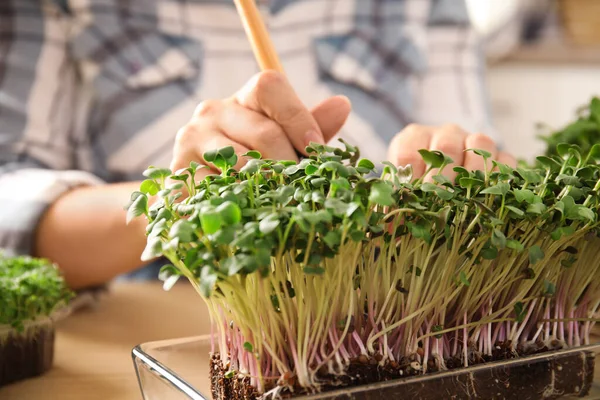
441, 123, 464, 135
277, 105, 305, 125
255, 70, 285, 93
194, 99, 220, 117
254, 120, 283, 142
468, 133, 496, 149
401, 123, 421, 136
435, 136, 463, 156
175, 125, 196, 146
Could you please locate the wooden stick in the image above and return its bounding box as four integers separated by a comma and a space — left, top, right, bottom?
233, 0, 285, 74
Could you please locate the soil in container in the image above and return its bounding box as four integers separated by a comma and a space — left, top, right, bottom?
209, 342, 596, 400
0, 319, 55, 387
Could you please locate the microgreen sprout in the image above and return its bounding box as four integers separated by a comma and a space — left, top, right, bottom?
130, 104, 600, 396
0, 254, 73, 332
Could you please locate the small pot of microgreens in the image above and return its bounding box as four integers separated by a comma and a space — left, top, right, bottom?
0, 254, 73, 387
128, 98, 600, 399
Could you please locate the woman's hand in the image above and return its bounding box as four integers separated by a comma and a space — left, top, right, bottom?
388, 124, 516, 180
170, 71, 351, 175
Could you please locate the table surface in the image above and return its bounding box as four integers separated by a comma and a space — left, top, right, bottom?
1, 282, 598, 400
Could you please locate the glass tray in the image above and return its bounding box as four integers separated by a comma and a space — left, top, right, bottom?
133, 335, 600, 400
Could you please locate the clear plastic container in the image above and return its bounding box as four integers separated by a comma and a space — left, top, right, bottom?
133, 335, 600, 400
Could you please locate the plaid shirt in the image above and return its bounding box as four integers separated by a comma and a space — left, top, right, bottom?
0, 0, 496, 257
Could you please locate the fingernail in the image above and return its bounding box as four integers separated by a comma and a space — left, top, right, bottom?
305, 129, 325, 146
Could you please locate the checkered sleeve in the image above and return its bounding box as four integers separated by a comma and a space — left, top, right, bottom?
416, 0, 500, 146
0, 1, 103, 256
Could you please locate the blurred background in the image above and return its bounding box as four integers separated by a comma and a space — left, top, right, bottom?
466, 0, 600, 161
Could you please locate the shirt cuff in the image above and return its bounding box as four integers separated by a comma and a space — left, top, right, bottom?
0, 168, 104, 256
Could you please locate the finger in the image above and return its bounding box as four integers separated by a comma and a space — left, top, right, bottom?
388, 124, 434, 179
234, 71, 324, 155
463, 133, 498, 172
425, 125, 468, 182
496, 151, 517, 169
172, 123, 250, 173
215, 99, 298, 162
311, 95, 352, 143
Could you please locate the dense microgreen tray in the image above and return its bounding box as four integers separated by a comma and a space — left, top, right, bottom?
0, 255, 73, 332
129, 98, 600, 397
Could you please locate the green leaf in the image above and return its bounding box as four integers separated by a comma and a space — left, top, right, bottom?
259, 214, 280, 234
243, 150, 262, 159
516, 168, 543, 184
305, 164, 318, 175
557, 174, 580, 186
369, 182, 395, 206
526, 203, 547, 215
224, 370, 236, 379
323, 231, 342, 248
575, 206, 595, 222
506, 240, 524, 252
350, 230, 365, 242
141, 237, 162, 261
407, 220, 432, 244
200, 210, 222, 235
459, 177, 484, 189
514, 302, 526, 323
459, 271, 470, 287
158, 264, 178, 282
433, 174, 452, 186
143, 167, 171, 180
162, 274, 180, 291
505, 205, 525, 217
140, 179, 160, 196
126, 193, 148, 224
199, 267, 217, 297
381, 161, 398, 174
243, 342, 254, 352
480, 182, 509, 196
408, 266, 422, 277
591, 97, 600, 122
528, 245, 544, 265
542, 280, 556, 298
169, 220, 195, 242
218, 146, 235, 159
357, 158, 375, 171
220, 255, 248, 276
284, 165, 299, 175
203, 149, 218, 163
481, 247, 498, 260
435, 187, 454, 200
216, 201, 242, 225
467, 148, 492, 159
536, 156, 561, 172
325, 198, 348, 216
418, 149, 444, 169
587, 143, 600, 161
491, 229, 506, 249
420, 183, 438, 193
240, 159, 264, 175
513, 189, 535, 204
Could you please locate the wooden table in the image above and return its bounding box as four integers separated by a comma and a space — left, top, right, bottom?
0, 282, 212, 400
1, 282, 598, 400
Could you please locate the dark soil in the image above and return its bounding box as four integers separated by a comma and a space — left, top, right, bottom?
210, 341, 596, 400
0, 323, 55, 387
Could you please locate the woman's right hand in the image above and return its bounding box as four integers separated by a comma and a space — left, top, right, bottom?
170, 71, 352, 176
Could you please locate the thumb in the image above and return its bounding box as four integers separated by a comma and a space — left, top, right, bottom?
311, 96, 352, 143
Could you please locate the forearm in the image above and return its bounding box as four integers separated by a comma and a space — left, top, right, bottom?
34, 182, 150, 289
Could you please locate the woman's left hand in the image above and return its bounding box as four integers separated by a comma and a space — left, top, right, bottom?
387, 124, 517, 181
